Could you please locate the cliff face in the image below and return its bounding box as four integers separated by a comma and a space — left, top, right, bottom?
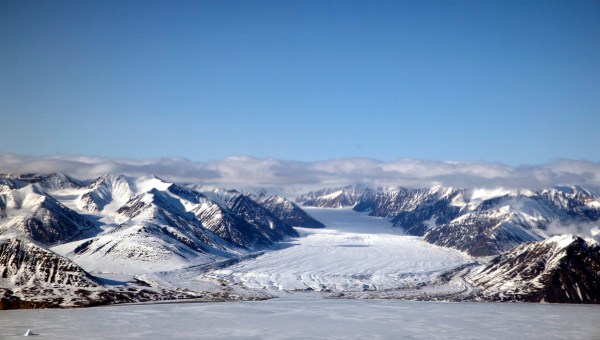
0, 237, 100, 287
467, 235, 600, 303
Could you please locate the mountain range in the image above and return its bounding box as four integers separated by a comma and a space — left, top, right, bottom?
0, 173, 319, 307
297, 185, 600, 256
1, 173, 599, 308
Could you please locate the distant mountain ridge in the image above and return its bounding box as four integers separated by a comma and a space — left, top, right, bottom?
297, 185, 600, 256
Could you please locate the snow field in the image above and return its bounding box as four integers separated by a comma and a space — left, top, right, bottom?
1, 297, 599, 339
203, 208, 473, 293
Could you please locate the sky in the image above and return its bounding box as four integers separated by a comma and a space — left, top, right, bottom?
1, 0, 599, 165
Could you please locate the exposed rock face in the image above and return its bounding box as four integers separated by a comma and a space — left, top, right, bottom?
251, 193, 325, 229
171, 185, 276, 249
357, 187, 464, 221
540, 186, 600, 220
192, 186, 303, 240
176, 184, 301, 248
467, 235, 600, 303
228, 194, 299, 241
192, 200, 270, 249
423, 189, 600, 256
0, 238, 257, 310
0, 237, 99, 287
424, 208, 542, 256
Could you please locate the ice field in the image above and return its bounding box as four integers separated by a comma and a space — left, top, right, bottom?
203, 208, 473, 293
1, 296, 599, 339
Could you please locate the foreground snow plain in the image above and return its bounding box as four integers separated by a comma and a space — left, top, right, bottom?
1, 297, 599, 339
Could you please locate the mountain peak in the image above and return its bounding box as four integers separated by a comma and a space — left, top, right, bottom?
468, 235, 600, 303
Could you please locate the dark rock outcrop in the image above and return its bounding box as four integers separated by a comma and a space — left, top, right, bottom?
467, 235, 600, 303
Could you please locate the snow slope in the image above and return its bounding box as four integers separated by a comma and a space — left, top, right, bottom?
0, 185, 99, 244
203, 208, 472, 293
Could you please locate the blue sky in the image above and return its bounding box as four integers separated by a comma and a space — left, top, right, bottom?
1, 0, 599, 165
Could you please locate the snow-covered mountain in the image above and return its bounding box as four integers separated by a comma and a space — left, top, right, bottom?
0, 173, 315, 275
66, 187, 239, 273
0, 236, 247, 309
0, 172, 321, 308
193, 185, 324, 229
467, 235, 600, 303
0, 237, 99, 287
249, 193, 325, 229
424, 206, 542, 256
0, 184, 99, 245
77, 174, 135, 212
2, 172, 599, 307
295, 185, 377, 208
0, 237, 103, 309
2, 173, 86, 191
297, 185, 600, 256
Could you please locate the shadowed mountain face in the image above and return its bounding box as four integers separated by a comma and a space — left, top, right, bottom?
0, 237, 100, 287
250, 193, 325, 229
467, 236, 600, 303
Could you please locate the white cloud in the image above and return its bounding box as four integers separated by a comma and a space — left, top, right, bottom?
545, 220, 600, 243
1, 152, 600, 196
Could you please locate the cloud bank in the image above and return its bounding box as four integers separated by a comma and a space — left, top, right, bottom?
1, 152, 600, 196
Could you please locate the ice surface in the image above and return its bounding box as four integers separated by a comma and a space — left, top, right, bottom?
0, 297, 598, 339
202, 208, 472, 292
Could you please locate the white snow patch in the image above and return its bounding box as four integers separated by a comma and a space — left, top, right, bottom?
548, 234, 577, 249
133, 176, 172, 194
